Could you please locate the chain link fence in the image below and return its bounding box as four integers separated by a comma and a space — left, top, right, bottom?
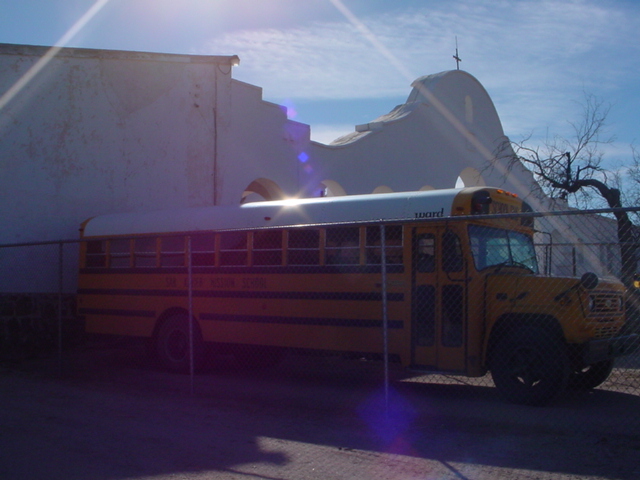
0, 241, 79, 364
2, 207, 640, 432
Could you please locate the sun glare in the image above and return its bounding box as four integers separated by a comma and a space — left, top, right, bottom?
0, 0, 110, 113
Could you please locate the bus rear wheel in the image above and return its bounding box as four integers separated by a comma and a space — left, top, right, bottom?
155, 313, 204, 373
490, 327, 569, 406
568, 359, 614, 390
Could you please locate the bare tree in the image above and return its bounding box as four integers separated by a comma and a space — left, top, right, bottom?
496, 93, 638, 287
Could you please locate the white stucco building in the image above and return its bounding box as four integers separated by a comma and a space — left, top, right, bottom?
0, 44, 309, 245
307, 71, 538, 199
0, 43, 621, 291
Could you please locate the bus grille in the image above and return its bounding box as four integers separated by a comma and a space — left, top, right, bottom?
594, 325, 620, 339
588, 293, 623, 316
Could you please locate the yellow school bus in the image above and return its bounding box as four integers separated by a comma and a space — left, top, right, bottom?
78, 187, 635, 405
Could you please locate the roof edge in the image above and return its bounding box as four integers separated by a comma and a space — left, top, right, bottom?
0, 43, 240, 65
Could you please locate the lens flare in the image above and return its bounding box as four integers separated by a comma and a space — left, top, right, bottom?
357, 386, 419, 454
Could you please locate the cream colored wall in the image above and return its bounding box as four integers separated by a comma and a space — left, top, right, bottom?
0, 45, 231, 245
296, 70, 541, 206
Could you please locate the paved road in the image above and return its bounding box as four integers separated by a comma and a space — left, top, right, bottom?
1, 339, 640, 480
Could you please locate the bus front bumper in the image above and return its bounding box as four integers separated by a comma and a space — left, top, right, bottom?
583, 334, 640, 364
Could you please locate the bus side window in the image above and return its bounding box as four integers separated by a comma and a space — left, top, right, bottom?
385, 226, 403, 264
288, 229, 320, 265
442, 231, 463, 272
414, 233, 436, 273
109, 239, 132, 268
135, 237, 157, 267
366, 226, 403, 265
253, 230, 283, 266
220, 232, 248, 266
160, 236, 185, 267
191, 234, 216, 266
85, 240, 106, 268
326, 227, 360, 265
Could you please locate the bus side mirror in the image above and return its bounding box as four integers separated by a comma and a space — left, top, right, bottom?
580, 272, 599, 290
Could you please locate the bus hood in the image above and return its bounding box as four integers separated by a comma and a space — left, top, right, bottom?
484, 272, 626, 341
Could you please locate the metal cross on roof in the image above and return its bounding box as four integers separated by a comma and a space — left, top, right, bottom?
453, 37, 462, 70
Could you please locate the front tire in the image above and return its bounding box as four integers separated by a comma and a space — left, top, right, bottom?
155, 313, 204, 373
490, 327, 569, 406
568, 359, 614, 390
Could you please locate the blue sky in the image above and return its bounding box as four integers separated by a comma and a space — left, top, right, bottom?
1, 0, 639, 165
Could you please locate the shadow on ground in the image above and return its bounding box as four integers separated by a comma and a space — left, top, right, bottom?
1, 338, 640, 480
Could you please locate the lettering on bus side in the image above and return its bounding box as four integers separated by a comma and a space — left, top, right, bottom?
415, 208, 444, 219
210, 277, 236, 289
242, 277, 267, 289
181, 277, 204, 288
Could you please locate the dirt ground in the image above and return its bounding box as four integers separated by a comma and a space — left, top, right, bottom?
2, 338, 640, 480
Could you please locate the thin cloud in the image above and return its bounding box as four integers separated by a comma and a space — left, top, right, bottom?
200, 0, 639, 146
202, 22, 407, 99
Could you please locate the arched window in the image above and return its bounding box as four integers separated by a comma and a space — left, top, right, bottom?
456, 167, 486, 188
240, 178, 286, 203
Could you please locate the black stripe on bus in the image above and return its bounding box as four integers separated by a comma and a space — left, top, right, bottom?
77, 307, 156, 318
199, 313, 404, 329
78, 308, 403, 329
79, 264, 405, 275
77, 288, 404, 302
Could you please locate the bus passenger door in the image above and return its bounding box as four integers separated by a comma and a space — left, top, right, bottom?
411, 228, 467, 373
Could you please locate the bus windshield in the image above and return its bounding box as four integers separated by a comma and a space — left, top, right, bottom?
468, 225, 538, 273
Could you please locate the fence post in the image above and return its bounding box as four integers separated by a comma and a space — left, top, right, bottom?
380, 224, 389, 413
187, 236, 194, 395
58, 241, 63, 376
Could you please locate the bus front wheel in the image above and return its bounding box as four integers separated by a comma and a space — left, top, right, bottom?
155, 313, 204, 373
568, 359, 614, 390
490, 327, 569, 406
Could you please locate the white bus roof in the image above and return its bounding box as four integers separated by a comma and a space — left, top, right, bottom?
81, 187, 483, 238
